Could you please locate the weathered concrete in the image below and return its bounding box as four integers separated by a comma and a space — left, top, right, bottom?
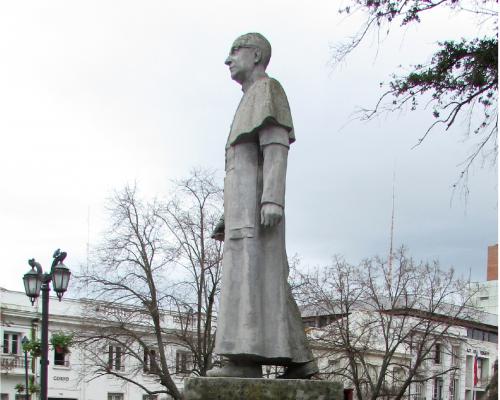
184, 377, 343, 400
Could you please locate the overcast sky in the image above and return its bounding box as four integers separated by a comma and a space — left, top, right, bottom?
0, 0, 496, 294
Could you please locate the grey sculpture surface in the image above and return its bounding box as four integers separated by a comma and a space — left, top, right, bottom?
209, 33, 317, 379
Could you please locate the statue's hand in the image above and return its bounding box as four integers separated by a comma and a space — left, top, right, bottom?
260, 203, 283, 227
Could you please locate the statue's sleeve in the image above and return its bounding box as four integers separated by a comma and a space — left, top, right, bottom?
259, 126, 289, 208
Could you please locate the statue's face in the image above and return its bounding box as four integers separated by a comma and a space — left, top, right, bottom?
224, 39, 258, 84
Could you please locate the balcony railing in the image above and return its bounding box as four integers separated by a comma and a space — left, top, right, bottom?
465, 377, 490, 389
476, 378, 489, 389
0, 354, 31, 370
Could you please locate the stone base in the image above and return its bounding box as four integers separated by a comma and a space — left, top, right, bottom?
184, 377, 343, 400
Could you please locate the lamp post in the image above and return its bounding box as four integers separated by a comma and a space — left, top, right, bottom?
22, 249, 71, 400
21, 336, 29, 400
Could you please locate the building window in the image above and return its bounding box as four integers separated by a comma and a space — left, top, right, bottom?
473, 329, 483, 341
467, 328, 498, 343
475, 357, 489, 387
450, 378, 459, 400
434, 343, 442, 364
318, 315, 330, 327
108, 345, 124, 371
451, 346, 460, 367
143, 348, 159, 374
54, 349, 69, 367
367, 364, 379, 382
175, 350, 193, 374
414, 381, 425, 400
392, 367, 405, 385
143, 395, 158, 400
433, 378, 443, 400
1, 395, 8, 400
15, 396, 30, 400
3, 333, 19, 354
108, 394, 123, 400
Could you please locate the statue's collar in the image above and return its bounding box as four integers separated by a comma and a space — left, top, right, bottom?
242, 73, 269, 93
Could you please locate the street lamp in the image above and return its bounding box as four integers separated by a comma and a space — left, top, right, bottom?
23, 268, 42, 306
21, 336, 29, 400
22, 249, 71, 400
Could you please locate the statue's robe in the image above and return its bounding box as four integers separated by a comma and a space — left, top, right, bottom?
214, 76, 313, 364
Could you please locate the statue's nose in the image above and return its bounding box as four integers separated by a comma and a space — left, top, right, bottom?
224, 56, 232, 66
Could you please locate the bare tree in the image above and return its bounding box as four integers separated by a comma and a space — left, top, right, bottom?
158, 169, 223, 376
77, 170, 223, 399
300, 247, 480, 400
486, 360, 498, 400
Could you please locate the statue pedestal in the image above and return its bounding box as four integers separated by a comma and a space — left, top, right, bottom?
184, 377, 343, 400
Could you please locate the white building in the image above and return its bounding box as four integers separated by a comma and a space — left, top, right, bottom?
469, 280, 498, 316
303, 306, 497, 400
1, 285, 497, 400
0, 288, 191, 400
469, 244, 498, 316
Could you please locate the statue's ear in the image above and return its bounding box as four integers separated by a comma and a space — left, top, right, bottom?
254, 48, 262, 65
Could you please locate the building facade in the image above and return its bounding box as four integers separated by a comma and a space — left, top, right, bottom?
469, 244, 498, 316
304, 307, 497, 400
0, 289, 191, 400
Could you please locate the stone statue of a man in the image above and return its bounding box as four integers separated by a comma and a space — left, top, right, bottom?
209, 33, 318, 379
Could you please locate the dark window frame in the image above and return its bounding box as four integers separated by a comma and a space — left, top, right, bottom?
175, 350, 193, 374
108, 345, 124, 371
3, 333, 19, 355
434, 343, 442, 364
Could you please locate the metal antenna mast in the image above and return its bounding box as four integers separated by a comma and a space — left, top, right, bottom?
387, 168, 396, 289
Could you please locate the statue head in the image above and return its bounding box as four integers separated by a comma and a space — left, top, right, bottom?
225, 33, 272, 85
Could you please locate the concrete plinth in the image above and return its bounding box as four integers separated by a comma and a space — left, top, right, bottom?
184, 377, 343, 400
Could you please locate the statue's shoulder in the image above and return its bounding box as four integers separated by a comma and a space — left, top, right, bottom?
249, 76, 287, 98
267, 77, 286, 91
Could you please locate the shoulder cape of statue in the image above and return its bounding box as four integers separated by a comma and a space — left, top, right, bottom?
227, 76, 296, 146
